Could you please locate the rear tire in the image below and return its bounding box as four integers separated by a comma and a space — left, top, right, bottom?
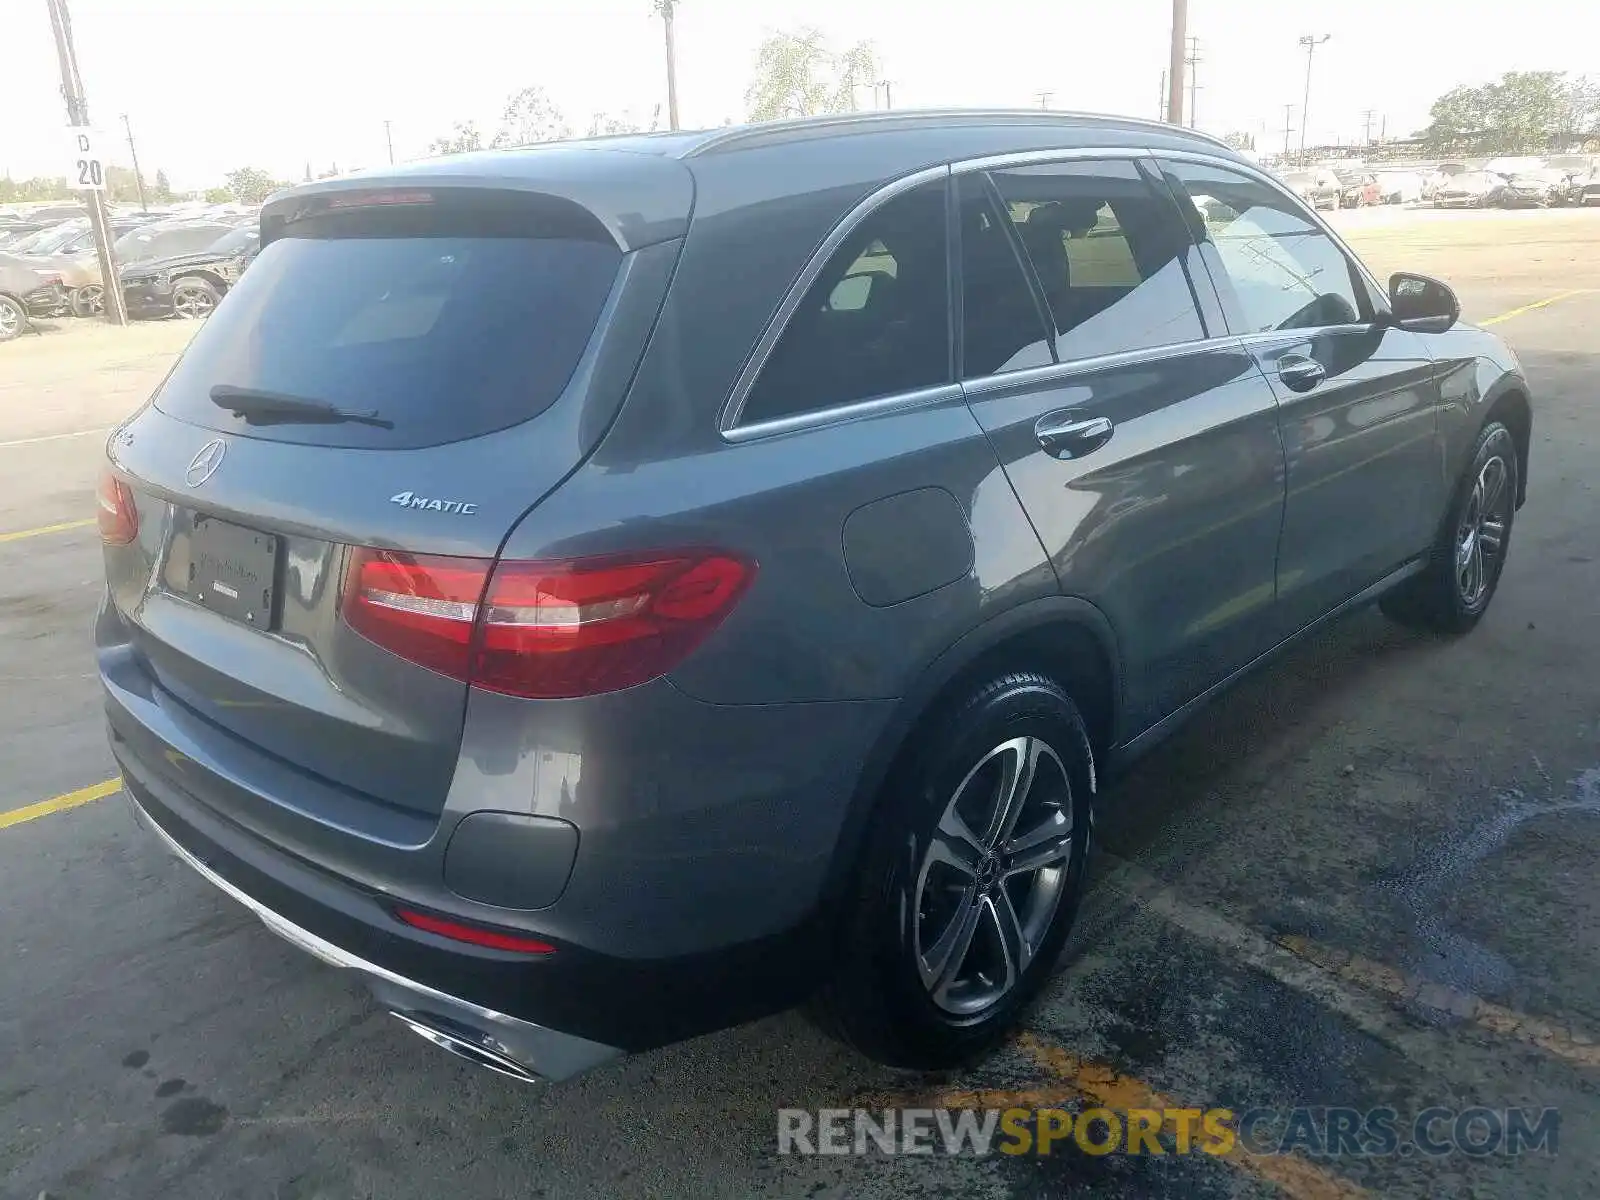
1381, 421, 1517, 635
811, 673, 1094, 1069
70, 284, 104, 318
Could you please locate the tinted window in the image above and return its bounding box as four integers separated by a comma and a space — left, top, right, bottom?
1161, 161, 1367, 333
151, 196, 622, 449
740, 179, 950, 425
957, 175, 1053, 378
991, 161, 1205, 362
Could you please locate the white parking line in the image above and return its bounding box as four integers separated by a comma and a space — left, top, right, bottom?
0, 427, 110, 449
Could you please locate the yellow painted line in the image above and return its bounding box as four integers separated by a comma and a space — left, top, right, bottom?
877, 1033, 1367, 1199
0, 778, 122, 830
1279, 935, 1600, 1068
1480, 288, 1590, 326
0, 517, 95, 544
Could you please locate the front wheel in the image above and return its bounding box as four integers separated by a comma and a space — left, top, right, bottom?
1381, 421, 1517, 634
812, 673, 1094, 1069
0, 295, 27, 342
170, 278, 219, 320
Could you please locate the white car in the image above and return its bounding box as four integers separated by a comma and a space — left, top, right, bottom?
1374, 171, 1425, 205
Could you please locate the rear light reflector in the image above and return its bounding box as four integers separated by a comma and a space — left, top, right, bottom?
393, 906, 555, 954
342, 548, 754, 699
96, 467, 138, 545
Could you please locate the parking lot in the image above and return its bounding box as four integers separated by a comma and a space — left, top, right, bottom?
3, 205, 1599, 1199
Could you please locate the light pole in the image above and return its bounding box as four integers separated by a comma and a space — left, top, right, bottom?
1298, 34, 1330, 163
384, 119, 394, 164
655, 1, 680, 131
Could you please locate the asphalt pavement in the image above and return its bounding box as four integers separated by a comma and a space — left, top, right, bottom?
3, 208, 1599, 1200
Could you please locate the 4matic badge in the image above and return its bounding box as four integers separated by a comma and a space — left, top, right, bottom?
389, 491, 478, 515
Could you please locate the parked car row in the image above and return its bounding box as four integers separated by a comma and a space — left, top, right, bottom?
0, 211, 260, 340
1269, 156, 1599, 213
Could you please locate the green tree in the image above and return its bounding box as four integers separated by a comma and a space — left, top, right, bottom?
1222, 131, 1256, 152
203, 187, 232, 204
587, 111, 644, 137
427, 120, 486, 156
493, 87, 572, 147
1422, 71, 1600, 153
152, 169, 173, 203
745, 29, 876, 122
225, 167, 281, 204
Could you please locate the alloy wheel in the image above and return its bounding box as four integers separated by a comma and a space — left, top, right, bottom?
913, 735, 1075, 1017
0, 301, 21, 339
1456, 453, 1511, 609
172, 288, 215, 319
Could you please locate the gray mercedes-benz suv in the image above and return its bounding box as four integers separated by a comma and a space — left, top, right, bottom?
98, 111, 1531, 1083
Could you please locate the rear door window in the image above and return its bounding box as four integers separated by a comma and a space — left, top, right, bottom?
957, 174, 1053, 378
738, 178, 951, 425
151, 191, 622, 449
990, 160, 1207, 362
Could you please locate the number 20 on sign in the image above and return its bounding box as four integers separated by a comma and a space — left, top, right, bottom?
67, 126, 106, 191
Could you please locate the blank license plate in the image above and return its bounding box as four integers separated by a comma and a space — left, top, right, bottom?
190, 516, 279, 630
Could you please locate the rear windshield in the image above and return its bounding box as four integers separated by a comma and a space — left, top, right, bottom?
152, 192, 622, 449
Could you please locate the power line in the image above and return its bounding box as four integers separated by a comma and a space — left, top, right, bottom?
1184, 35, 1203, 128
1157, 70, 1168, 121
1360, 108, 1379, 145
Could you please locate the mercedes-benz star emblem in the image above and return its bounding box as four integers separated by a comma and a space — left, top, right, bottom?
185, 439, 227, 487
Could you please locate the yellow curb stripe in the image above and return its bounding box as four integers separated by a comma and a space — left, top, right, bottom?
0, 778, 122, 830
0, 517, 96, 544
1278, 935, 1600, 1068
1480, 288, 1589, 326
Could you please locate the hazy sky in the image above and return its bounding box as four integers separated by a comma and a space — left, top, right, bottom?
6, 0, 1596, 190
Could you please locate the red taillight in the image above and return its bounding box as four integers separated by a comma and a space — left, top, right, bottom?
96, 468, 138, 545
393, 906, 555, 954
342, 548, 754, 699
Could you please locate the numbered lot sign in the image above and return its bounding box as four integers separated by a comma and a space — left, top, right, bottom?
67, 126, 107, 191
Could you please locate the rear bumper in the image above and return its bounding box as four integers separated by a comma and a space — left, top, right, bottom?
127, 790, 616, 1082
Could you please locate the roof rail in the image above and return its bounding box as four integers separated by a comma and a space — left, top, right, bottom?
683, 108, 1235, 158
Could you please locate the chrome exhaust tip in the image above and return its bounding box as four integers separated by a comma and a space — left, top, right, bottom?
390, 1011, 543, 1083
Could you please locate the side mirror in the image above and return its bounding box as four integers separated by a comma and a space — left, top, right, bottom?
1387, 272, 1459, 334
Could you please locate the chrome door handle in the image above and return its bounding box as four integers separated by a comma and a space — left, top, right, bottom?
1278, 356, 1327, 393
1035, 414, 1115, 459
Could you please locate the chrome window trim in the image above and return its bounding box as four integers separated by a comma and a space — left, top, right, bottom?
717, 163, 951, 435
950, 146, 1152, 174
722, 382, 964, 443
960, 334, 1234, 396
1151, 148, 1393, 313
719, 141, 1323, 439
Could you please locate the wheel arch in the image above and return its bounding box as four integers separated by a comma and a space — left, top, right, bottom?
174, 270, 227, 293
817, 596, 1123, 918
1483, 384, 1531, 508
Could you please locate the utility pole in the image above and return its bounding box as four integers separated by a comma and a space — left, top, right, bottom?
656, 0, 680, 131
1280, 104, 1296, 161
1166, 0, 1187, 124
1298, 34, 1330, 164
44, 0, 126, 326
120, 113, 147, 211
1035, 90, 1054, 111
1360, 109, 1377, 145
874, 80, 895, 110
384, 119, 394, 164
1157, 70, 1167, 120
1184, 35, 1203, 128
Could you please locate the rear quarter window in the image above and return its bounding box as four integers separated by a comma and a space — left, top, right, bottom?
151, 192, 622, 449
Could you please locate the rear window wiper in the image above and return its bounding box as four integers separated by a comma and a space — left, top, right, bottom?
209, 385, 394, 429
